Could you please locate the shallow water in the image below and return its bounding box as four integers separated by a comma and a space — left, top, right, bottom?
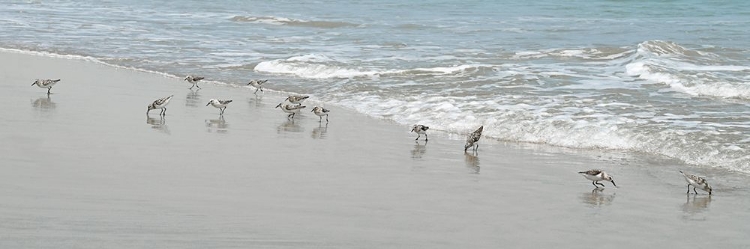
2, 0, 750, 173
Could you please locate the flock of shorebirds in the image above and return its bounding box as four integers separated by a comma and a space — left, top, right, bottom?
144, 75, 330, 122
33, 77, 713, 195
410, 124, 713, 195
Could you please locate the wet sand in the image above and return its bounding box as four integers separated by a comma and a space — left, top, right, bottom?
1, 50, 749, 248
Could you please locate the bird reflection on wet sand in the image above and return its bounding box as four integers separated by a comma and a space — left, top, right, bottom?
205, 116, 228, 133
464, 151, 480, 174
311, 123, 328, 139
186, 89, 201, 107
277, 119, 303, 133
411, 141, 427, 159
682, 194, 711, 216
32, 94, 56, 110
580, 188, 615, 206
146, 116, 170, 134
248, 94, 265, 108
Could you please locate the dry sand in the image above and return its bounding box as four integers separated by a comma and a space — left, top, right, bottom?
1, 50, 749, 248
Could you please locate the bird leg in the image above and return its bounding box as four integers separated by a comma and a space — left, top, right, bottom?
425, 133, 428, 141
326, 115, 328, 122
47, 87, 52, 94
686, 184, 690, 194
597, 182, 606, 187
319, 116, 322, 122
693, 187, 698, 195
415, 134, 420, 140
591, 181, 599, 188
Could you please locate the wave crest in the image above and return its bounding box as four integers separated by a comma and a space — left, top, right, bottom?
230, 15, 358, 28
254, 55, 491, 79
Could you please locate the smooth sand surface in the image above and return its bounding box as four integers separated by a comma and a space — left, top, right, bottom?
1, 50, 750, 248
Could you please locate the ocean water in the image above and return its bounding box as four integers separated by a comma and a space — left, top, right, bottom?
2, 0, 750, 172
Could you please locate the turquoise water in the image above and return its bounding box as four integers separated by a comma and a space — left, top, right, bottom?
2, 1, 750, 172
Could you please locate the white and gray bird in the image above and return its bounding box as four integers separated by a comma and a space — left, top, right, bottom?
285, 95, 309, 104
31, 79, 61, 94
411, 125, 429, 141
247, 79, 268, 94
206, 99, 232, 115
578, 169, 617, 188
680, 171, 712, 195
276, 103, 306, 119
311, 106, 330, 123
464, 126, 483, 152
184, 75, 205, 90
147, 95, 174, 116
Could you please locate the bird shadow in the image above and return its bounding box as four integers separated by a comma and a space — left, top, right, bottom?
580, 188, 616, 206
146, 116, 170, 134
205, 116, 229, 133
311, 122, 328, 139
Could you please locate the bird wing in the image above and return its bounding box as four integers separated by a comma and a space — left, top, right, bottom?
153, 97, 168, 105
219, 100, 233, 104
579, 169, 602, 175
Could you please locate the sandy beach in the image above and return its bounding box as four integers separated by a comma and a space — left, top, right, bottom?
1, 50, 750, 248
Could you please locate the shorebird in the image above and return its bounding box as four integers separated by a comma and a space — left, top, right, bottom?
285, 95, 309, 104
311, 106, 330, 123
206, 99, 232, 115
247, 79, 268, 94
184, 75, 205, 89
31, 79, 61, 94
411, 125, 429, 141
578, 169, 617, 188
464, 126, 483, 152
680, 171, 712, 195
276, 103, 306, 119
147, 95, 174, 116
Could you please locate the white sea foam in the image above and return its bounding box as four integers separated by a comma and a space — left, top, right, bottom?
626, 41, 750, 99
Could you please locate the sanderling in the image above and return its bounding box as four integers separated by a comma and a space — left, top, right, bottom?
411, 125, 429, 141
578, 169, 617, 188
147, 95, 174, 116
285, 95, 309, 104
464, 126, 483, 152
680, 171, 712, 195
31, 79, 61, 94
275, 103, 306, 119
184, 75, 205, 89
247, 79, 268, 94
311, 106, 330, 123
206, 99, 233, 115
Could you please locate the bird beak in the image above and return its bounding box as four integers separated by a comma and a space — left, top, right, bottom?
31, 82, 36, 86
206, 102, 210, 106
310, 109, 314, 112
611, 180, 617, 188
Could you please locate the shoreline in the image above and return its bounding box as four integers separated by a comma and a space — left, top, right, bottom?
2, 50, 750, 248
